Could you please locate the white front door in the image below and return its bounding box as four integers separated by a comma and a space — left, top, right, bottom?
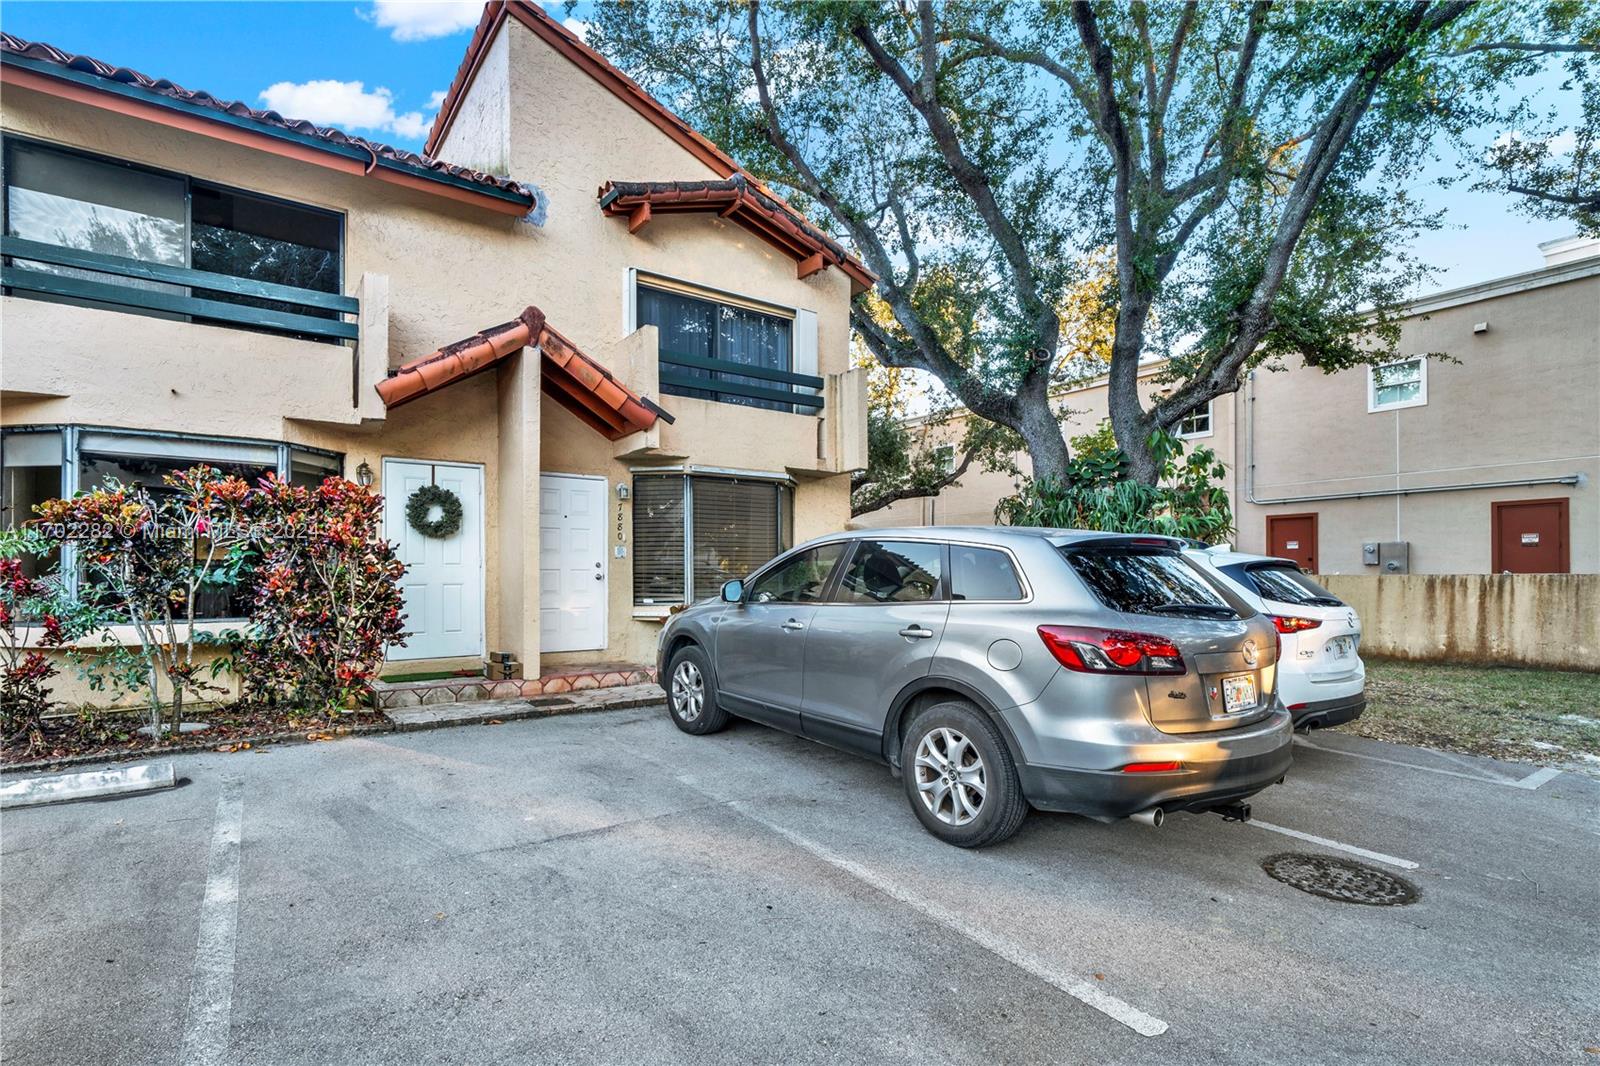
540, 473, 608, 653
384, 459, 484, 661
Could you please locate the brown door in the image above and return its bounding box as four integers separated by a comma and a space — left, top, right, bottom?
1267, 513, 1319, 571
1491, 499, 1569, 573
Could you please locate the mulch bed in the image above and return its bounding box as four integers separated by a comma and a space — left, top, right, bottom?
2, 704, 392, 771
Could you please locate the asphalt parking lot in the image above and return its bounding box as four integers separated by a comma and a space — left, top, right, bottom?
3, 705, 1597, 1065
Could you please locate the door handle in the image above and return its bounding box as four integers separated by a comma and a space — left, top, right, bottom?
899, 625, 934, 639
781, 619, 806, 631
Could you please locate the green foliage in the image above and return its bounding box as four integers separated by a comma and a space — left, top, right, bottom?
32, 467, 253, 736
581, 1, 1597, 486
225, 475, 407, 711
995, 425, 1234, 542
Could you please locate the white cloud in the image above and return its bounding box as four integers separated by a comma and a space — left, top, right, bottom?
258, 79, 443, 143
427, 89, 449, 110
363, 1, 482, 42
562, 17, 590, 43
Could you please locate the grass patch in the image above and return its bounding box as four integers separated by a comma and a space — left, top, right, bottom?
1341, 660, 1600, 766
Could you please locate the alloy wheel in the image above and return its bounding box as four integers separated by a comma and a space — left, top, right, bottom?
671, 660, 704, 722
913, 726, 986, 826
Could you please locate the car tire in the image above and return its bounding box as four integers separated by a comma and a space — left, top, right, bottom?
900, 699, 1029, 848
665, 644, 729, 735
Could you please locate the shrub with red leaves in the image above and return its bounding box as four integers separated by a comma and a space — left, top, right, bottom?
233, 476, 407, 709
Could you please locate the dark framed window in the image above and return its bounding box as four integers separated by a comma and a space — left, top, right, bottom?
1062, 545, 1237, 619
835, 540, 945, 604
747, 543, 846, 604
1222, 562, 1342, 607
2, 137, 345, 342
950, 545, 1024, 601
637, 283, 796, 412
632, 473, 792, 605
1, 425, 342, 619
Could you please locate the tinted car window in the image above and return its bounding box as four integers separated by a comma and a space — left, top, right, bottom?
1063, 546, 1237, 618
951, 545, 1023, 601
1229, 563, 1342, 607
836, 541, 943, 604
748, 543, 845, 604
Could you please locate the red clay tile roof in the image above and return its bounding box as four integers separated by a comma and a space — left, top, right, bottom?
430, 2, 875, 291
376, 307, 671, 440
598, 176, 872, 288
0, 32, 537, 215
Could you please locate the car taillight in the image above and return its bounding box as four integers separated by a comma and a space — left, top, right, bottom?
1037, 626, 1186, 676
1271, 615, 1321, 634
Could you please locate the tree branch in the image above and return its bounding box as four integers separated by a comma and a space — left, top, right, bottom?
851, 442, 979, 517
852, 13, 1058, 368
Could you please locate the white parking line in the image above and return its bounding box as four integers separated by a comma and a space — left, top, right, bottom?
666, 773, 1168, 1038
179, 780, 245, 1066
1248, 819, 1419, 871
1294, 735, 1562, 791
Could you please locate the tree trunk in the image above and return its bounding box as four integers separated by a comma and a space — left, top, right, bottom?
1106, 302, 1161, 486
169, 682, 184, 738
1017, 391, 1071, 482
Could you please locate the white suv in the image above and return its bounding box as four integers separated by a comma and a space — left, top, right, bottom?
1185, 549, 1366, 729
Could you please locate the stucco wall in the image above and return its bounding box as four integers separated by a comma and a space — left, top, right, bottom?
855, 268, 1596, 576
2, 14, 864, 679
1236, 272, 1600, 573
1318, 573, 1599, 672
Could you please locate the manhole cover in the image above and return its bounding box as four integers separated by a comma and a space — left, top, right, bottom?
1261, 852, 1418, 906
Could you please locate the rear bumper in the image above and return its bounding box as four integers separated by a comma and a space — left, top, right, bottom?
1292, 693, 1367, 729
1015, 709, 1295, 820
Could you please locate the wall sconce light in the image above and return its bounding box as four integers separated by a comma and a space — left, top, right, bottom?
616, 484, 631, 500
355, 461, 375, 487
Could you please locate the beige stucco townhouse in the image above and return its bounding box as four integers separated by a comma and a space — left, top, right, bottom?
0, 2, 869, 703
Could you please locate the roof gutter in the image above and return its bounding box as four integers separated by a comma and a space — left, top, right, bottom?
1, 53, 536, 216
1243, 371, 1586, 506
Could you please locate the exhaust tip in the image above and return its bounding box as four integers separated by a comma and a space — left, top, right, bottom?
1130, 807, 1165, 828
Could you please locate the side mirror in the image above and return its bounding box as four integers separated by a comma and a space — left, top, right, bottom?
720, 579, 744, 603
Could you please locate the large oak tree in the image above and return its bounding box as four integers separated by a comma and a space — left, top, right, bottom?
585, 1, 1593, 485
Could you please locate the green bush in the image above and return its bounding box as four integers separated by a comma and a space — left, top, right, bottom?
995, 424, 1234, 542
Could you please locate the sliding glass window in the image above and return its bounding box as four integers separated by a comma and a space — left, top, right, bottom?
2, 138, 346, 342
637, 283, 796, 412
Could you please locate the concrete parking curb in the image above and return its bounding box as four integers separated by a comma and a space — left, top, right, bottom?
385, 683, 666, 732
1, 761, 177, 809
1, 684, 667, 774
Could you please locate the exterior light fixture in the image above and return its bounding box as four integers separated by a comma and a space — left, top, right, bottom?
355, 461, 375, 487
616, 484, 631, 500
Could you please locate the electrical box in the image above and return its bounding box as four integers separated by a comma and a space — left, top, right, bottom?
1362, 543, 1380, 566
1378, 541, 1410, 575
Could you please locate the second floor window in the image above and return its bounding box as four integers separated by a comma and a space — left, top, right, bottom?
1177, 401, 1213, 438
637, 282, 798, 412
1368, 357, 1427, 412
3, 138, 344, 341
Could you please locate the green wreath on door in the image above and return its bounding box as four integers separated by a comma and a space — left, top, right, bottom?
405, 483, 463, 538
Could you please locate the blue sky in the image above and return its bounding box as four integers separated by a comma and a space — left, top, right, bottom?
0, 1, 1582, 291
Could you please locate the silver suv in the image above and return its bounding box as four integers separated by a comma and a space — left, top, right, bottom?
657, 528, 1293, 847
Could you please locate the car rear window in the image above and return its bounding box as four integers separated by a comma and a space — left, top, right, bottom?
1061, 546, 1238, 619
1228, 563, 1343, 607
951, 546, 1024, 601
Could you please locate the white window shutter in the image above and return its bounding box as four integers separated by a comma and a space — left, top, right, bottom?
793, 307, 818, 381
624, 267, 638, 334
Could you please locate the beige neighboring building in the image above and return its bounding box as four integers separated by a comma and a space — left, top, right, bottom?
859, 237, 1599, 576
0, 1, 868, 699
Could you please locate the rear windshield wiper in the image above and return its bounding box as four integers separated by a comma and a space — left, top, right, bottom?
1147, 603, 1237, 618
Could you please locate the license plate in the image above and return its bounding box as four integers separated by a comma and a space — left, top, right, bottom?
1222, 674, 1257, 713
1329, 636, 1354, 659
